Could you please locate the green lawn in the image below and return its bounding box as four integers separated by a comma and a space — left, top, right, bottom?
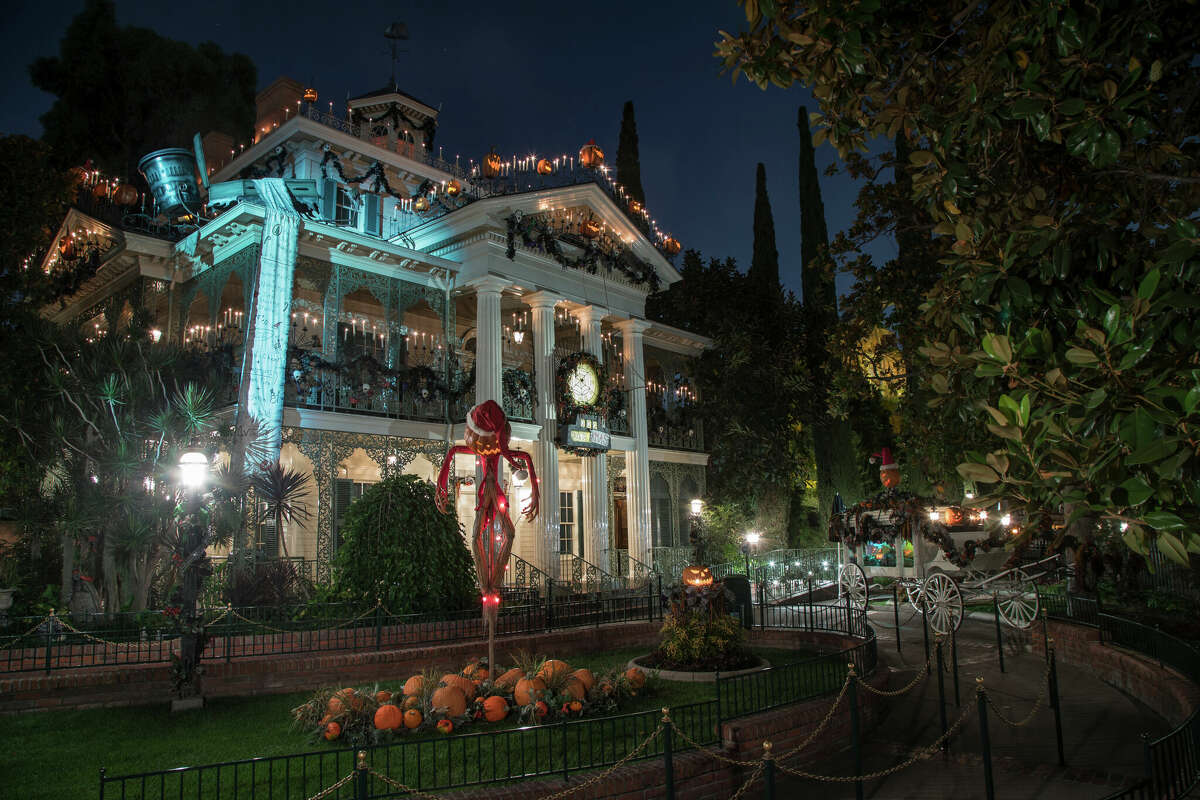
4, 645, 833, 800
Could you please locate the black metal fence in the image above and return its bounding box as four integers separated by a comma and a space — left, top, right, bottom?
0, 578, 664, 676
97, 609, 875, 799
1045, 593, 1200, 799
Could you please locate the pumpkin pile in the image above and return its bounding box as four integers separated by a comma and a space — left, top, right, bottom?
292, 655, 653, 746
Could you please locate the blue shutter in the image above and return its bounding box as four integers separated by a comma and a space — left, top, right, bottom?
365, 193, 380, 236
322, 180, 337, 221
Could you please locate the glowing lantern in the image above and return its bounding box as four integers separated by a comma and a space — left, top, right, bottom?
662, 237, 681, 256
446, 179, 462, 196
536, 158, 553, 175
628, 199, 642, 214
482, 149, 501, 179
303, 87, 319, 103
682, 565, 714, 587
579, 139, 604, 169
413, 195, 430, 212
580, 218, 601, 239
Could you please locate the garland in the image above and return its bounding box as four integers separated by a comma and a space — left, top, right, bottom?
237, 147, 289, 180
505, 212, 660, 290
360, 101, 438, 150
319, 151, 469, 217
828, 489, 1008, 569
555, 352, 622, 420
287, 347, 451, 408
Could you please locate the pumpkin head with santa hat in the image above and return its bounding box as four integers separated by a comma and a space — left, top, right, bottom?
873, 447, 901, 490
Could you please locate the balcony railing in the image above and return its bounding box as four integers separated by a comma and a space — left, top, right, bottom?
501, 367, 534, 422
647, 419, 704, 451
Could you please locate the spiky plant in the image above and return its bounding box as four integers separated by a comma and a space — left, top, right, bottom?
247, 460, 312, 559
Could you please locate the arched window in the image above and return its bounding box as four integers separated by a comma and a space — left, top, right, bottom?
651, 475, 673, 548
677, 478, 699, 547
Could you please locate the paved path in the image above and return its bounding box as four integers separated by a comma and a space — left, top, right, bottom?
763, 603, 1169, 799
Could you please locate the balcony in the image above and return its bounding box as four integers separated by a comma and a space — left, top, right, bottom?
647, 408, 704, 452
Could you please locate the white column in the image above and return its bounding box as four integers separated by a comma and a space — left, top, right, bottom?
616, 318, 653, 569
466, 275, 508, 406
576, 305, 610, 570
526, 291, 563, 579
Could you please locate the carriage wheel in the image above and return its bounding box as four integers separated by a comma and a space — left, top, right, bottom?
923, 573, 963, 634
838, 563, 870, 610
904, 581, 925, 615
995, 574, 1040, 629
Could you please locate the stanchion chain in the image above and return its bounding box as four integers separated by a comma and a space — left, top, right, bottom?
304, 770, 357, 800
858, 658, 932, 698
0, 614, 59, 649
983, 660, 1053, 728
229, 601, 378, 634
368, 722, 664, 800
777, 701, 974, 783
54, 615, 163, 650
727, 761, 765, 800
775, 675, 852, 761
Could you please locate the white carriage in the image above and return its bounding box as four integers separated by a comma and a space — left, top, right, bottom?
832, 502, 1059, 635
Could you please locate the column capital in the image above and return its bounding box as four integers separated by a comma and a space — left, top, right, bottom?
523, 290, 565, 310
614, 317, 652, 337
572, 304, 610, 325
463, 274, 512, 295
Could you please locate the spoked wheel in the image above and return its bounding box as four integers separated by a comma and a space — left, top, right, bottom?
904, 581, 925, 615
922, 573, 963, 634
994, 573, 1040, 629
838, 563, 870, 610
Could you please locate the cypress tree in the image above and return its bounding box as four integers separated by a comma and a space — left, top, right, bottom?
798, 106, 860, 526
615, 101, 646, 207
748, 163, 781, 299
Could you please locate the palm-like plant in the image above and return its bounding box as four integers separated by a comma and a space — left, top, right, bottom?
247, 461, 312, 560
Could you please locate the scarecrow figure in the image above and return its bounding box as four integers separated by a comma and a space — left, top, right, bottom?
435, 400, 539, 677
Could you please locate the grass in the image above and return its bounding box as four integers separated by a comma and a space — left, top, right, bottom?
4, 645, 836, 800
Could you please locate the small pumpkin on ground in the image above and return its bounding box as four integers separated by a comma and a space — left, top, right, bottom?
569, 700, 583, 713
375, 690, 393, 705
324, 721, 341, 741
534, 700, 549, 718
402, 675, 424, 697
436, 719, 454, 734
483, 695, 509, 722
403, 708, 422, 729
514, 677, 546, 706
431, 686, 467, 717
374, 704, 403, 731
624, 667, 646, 688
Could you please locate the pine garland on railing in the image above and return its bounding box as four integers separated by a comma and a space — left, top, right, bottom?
505, 211, 660, 289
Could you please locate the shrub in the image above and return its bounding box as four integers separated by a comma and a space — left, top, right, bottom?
330, 475, 476, 615
654, 582, 748, 670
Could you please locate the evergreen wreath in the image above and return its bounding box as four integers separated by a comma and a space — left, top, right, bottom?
505, 212, 660, 290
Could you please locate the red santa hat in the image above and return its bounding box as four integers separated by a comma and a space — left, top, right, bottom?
873, 447, 899, 471
466, 400, 508, 439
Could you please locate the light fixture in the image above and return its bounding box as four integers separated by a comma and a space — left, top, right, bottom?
745, 531, 760, 546
690, 498, 703, 516
1000, 513, 1012, 527
150, 328, 163, 343
178, 449, 210, 490
928, 509, 940, 522
512, 330, 525, 344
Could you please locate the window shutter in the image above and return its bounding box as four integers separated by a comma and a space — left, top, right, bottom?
258, 514, 279, 558
364, 193, 380, 236
322, 180, 337, 221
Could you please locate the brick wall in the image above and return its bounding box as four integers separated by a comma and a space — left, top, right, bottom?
1033, 618, 1200, 727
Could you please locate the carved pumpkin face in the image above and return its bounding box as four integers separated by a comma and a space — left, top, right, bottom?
880, 468, 901, 489
681, 565, 713, 587
536, 158, 553, 175
662, 237, 681, 255
581, 219, 601, 239
465, 425, 504, 457
446, 179, 462, 196
482, 150, 501, 178
579, 142, 604, 169
413, 196, 430, 212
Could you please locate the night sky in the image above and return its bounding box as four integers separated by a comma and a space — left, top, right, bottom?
1, 0, 893, 299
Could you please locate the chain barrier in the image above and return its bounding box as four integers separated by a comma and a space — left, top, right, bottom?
1, 607, 235, 653
982, 659, 1053, 728
0, 613, 59, 649
858, 657, 932, 698
777, 701, 974, 783
728, 761, 765, 800
305, 770, 357, 800
366, 721, 664, 800
228, 601, 378, 635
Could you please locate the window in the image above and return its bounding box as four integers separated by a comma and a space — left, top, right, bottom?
335, 186, 358, 228
333, 478, 373, 549
650, 475, 672, 547
559, 491, 575, 554
255, 501, 278, 557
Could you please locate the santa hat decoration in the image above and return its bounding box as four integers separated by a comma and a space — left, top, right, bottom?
872, 447, 901, 489
466, 400, 507, 440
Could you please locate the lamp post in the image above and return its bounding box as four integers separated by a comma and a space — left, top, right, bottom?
742, 531, 760, 578
174, 448, 211, 709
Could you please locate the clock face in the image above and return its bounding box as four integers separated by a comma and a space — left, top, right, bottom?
567, 362, 600, 405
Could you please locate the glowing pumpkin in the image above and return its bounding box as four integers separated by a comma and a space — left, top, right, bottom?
431, 686, 467, 717
374, 704, 403, 731
303, 87, 319, 103
413, 195, 430, 212
579, 140, 604, 169
482, 149, 501, 179
624, 667, 646, 689
662, 237, 682, 256
403, 708, 422, 729
537, 660, 570, 682
514, 677, 546, 706
483, 695, 508, 722
580, 218, 601, 239
681, 565, 714, 587
324, 721, 341, 740
536, 158, 553, 175
446, 179, 462, 196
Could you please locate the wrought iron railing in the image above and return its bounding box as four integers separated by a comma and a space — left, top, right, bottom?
504, 553, 552, 598
647, 419, 703, 451
501, 367, 534, 422
557, 552, 623, 594
648, 546, 694, 584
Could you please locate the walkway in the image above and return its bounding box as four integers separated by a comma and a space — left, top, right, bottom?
769, 603, 1168, 799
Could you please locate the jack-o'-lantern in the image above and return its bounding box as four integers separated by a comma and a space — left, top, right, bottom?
662, 237, 682, 256
874, 447, 900, 489
465, 418, 507, 457
628, 199, 642, 214
579, 140, 604, 169
92, 183, 109, 200
446, 179, 462, 196
413, 195, 430, 212
944, 507, 964, 526
114, 184, 139, 206
681, 565, 714, 587
580, 218, 601, 239
303, 87, 319, 104
536, 158, 553, 175
482, 148, 501, 179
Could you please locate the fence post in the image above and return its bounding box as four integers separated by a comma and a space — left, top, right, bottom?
951, 624, 961, 708
662, 708, 675, 800
374, 598, 382, 652
1142, 732, 1155, 796
647, 573, 653, 624
936, 638, 949, 754
758, 571, 766, 630
714, 672, 722, 736
993, 596, 1006, 673
98, 767, 105, 800
45, 610, 55, 675
355, 750, 369, 800
225, 604, 234, 663
546, 580, 554, 632
977, 678, 995, 800
763, 740, 775, 800
1049, 640, 1066, 766
844, 590, 852, 635
893, 583, 902, 654
561, 714, 570, 783
921, 594, 930, 663
658, 574, 664, 621
1041, 607, 1050, 661
807, 574, 814, 631
848, 664, 864, 800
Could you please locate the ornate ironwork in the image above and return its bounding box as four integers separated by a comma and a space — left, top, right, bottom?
647, 460, 706, 550
176, 245, 260, 344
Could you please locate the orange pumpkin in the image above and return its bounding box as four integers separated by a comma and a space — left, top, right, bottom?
402, 675, 423, 696
324, 721, 341, 740
446, 179, 462, 196
340, 688, 364, 711
538, 660, 570, 682
570, 668, 595, 692
579, 140, 604, 169
580, 218, 601, 239
375, 690, 393, 705
460, 661, 481, 678
482, 148, 501, 179
403, 708, 423, 729
431, 686, 467, 717
318, 713, 333, 727
535, 700, 549, 718
536, 158, 553, 175
495, 667, 524, 689
662, 237, 682, 256
374, 704, 403, 731
437, 718, 454, 734
483, 695, 508, 722
440, 674, 476, 700
514, 677, 546, 706
624, 667, 646, 689
569, 700, 583, 713
114, 184, 139, 206
564, 678, 586, 701
413, 195, 430, 212
880, 468, 901, 489
682, 565, 714, 587
402, 695, 421, 710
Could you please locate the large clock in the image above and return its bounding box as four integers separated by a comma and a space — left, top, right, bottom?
566, 361, 600, 406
